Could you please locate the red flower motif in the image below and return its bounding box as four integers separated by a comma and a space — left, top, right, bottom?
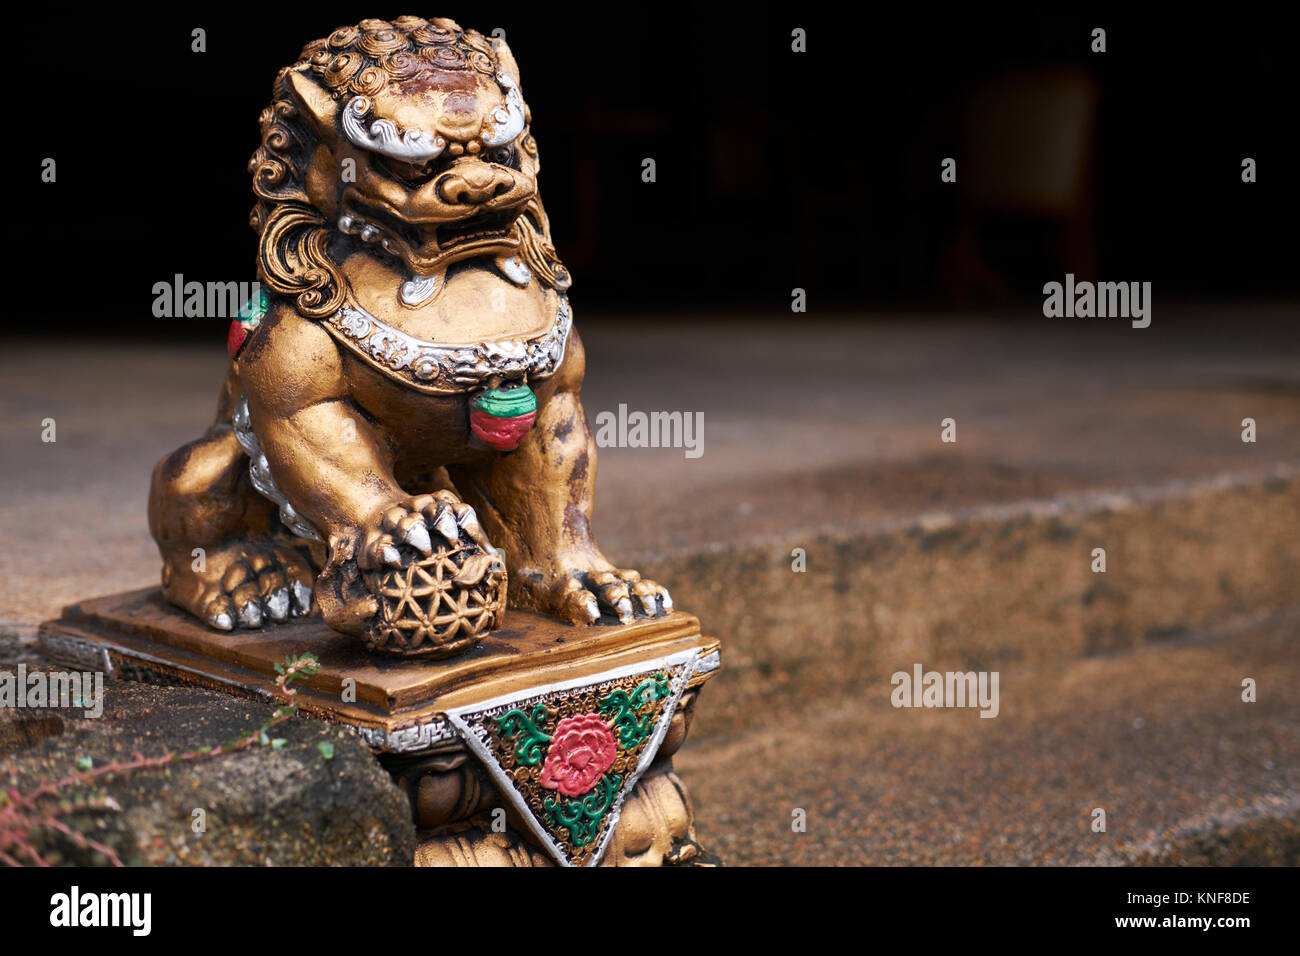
539, 712, 617, 797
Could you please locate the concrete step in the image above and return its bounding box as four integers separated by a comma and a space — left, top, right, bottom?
649, 465, 1299, 739
675, 609, 1300, 865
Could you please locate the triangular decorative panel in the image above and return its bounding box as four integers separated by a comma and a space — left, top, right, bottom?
446, 649, 698, 866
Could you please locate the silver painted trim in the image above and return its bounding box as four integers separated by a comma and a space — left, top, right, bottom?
692, 649, 721, 675
342, 95, 447, 163
232, 397, 325, 542
39, 631, 275, 697
400, 273, 440, 306
327, 295, 571, 390
480, 72, 526, 147
355, 719, 459, 752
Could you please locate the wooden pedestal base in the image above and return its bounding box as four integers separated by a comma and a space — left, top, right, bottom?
38, 588, 721, 866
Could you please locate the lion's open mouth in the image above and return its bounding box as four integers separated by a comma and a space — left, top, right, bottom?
341, 195, 522, 270
436, 210, 518, 250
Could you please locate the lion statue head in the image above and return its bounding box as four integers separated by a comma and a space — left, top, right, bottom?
248, 16, 571, 319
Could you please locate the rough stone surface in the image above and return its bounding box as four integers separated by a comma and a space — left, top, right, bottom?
679, 611, 1300, 865
1, 646, 415, 866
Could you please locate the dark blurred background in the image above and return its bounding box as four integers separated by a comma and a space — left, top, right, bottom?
23, 5, 1296, 337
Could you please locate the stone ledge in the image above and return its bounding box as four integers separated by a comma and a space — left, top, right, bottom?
0, 661, 415, 866
652, 468, 1300, 738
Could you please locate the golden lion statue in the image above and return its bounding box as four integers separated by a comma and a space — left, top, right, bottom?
148, 16, 671, 654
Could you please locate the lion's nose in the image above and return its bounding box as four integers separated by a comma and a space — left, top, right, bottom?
436, 164, 513, 205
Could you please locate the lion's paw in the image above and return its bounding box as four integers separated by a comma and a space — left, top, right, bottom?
321, 492, 507, 656
163, 541, 314, 631
555, 568, 673, 625
357, 492, 497, 572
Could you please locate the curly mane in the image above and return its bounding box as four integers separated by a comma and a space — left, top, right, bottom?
247, 16, 570, 320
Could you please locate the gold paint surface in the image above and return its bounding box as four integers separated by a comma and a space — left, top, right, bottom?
146, 17, 683, 655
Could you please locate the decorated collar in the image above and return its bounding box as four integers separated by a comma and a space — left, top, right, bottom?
321, 295, 571, 394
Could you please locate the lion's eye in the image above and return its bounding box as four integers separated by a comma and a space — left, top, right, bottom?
485, 146, 515, 167
374, 155, 439, 185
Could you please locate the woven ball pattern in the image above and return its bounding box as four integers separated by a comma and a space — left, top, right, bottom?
363, 541, 506, 658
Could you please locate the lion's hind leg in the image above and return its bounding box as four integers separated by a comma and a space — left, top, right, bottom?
148, 425, 314, 629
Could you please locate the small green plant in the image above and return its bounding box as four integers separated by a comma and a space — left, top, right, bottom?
1, 653, 321, 867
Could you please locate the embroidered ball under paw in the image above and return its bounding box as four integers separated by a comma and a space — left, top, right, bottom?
362, 537, 507, 659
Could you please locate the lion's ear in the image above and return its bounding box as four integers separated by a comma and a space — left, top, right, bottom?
285, 69, 339, 138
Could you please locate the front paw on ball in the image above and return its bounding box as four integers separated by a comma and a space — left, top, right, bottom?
353, 494, 507, 658
357, 492, 497, 572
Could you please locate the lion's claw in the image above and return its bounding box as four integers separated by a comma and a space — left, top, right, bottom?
552, 568, 672, 625
587, 570, 633, 622
237, 600, 263, 628
556, 583, 602, 623
178, 542, 314, 632
266, 586, 291, 622
433, 507, 460, 545
630, 578, 662, 616
428, 490, 495, 555
359, 493, 500, 574
290, 580, 313, 615
404, 522, 433, 554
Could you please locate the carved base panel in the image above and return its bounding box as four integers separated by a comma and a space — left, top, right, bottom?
39, 587, 721, 867
412, 758, 716, 867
